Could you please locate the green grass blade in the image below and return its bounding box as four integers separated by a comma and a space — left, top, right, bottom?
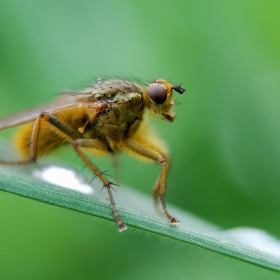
0, 166, 279, 272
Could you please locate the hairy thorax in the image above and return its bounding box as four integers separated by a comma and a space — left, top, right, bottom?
84, 91, 144, 151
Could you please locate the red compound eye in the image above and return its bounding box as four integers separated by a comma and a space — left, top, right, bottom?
148, 84, 167, 104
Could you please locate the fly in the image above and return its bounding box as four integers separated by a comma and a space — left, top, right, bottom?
0, 78, 185, 232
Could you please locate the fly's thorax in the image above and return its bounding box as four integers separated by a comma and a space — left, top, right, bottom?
87, 90, 144, 147
110, 92, 143, 123
88, 79, 143, 103
92, 94, 143, 129
142, 80, 176, 122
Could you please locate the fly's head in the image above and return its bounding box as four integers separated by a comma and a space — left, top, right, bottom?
143, 79, 185, 122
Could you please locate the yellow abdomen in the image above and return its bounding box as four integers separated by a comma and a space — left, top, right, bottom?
14, 118, 71, 159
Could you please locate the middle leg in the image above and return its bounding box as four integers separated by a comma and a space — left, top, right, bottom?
71, 138, 127, 232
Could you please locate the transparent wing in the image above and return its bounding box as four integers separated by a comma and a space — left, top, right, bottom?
0, 92, 95, 131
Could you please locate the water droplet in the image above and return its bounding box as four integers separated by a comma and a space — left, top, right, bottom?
97, 77, 102, 84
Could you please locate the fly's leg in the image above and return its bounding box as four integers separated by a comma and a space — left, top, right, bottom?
152, 157, 171, 212
41, 112, 81, 139
0, 112, 81, 165
0, 114, 42, 165
124, 139, 179, 225
111, 153, 122, 184
152, 178, 162, 211
72, 139, 127, 232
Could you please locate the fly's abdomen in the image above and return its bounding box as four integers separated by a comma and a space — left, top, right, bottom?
14, 119, 71, 159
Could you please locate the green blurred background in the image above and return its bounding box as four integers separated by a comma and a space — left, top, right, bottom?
0, 0, 280, 279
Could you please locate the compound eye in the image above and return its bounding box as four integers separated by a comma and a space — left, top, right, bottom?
148, 84, 167, 104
